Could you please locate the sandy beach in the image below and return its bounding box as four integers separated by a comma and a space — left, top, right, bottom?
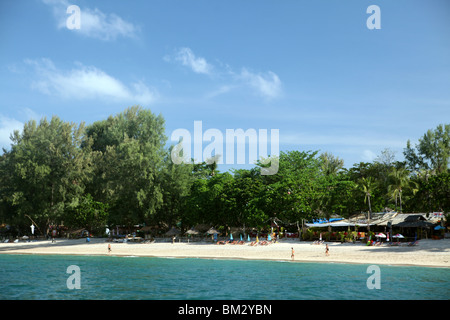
1, 238, 449, 268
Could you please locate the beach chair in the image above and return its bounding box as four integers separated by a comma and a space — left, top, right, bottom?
407, 240, 419, 246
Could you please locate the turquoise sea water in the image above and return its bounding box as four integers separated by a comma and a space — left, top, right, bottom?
0, 254, 448, 300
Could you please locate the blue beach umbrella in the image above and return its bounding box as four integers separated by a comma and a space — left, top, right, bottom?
240, 234, 243, 241
230, 233, 233, 241
247, 234, 251, 242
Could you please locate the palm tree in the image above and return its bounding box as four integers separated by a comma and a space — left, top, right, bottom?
358, 177, 376, 232
205, 154, 221, 177
388, 167, 416, 213
320, 152, 344, 176
416, 168, 435, 212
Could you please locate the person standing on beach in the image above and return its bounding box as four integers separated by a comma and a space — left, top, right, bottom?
108, 243, 111, 254
291, 247, 295, 260
325, 244, 329, 256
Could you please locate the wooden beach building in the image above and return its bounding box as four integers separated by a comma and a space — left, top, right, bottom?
305, 212, 444, 242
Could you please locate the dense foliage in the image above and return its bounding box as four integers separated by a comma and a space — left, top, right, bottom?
0, 107, 448, 236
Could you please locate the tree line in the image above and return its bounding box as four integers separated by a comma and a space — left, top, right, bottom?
0, 106, 448, 236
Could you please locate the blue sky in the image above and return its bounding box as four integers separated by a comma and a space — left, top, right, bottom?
1, 0, 449, 171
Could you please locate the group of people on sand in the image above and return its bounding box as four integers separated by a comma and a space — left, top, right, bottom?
107, 241, 331, 260
249, 240, 274, 246
291, 244, 329, 261
217, 240, 245, 245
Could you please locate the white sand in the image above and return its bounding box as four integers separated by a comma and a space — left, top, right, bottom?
1, 238, 449, 268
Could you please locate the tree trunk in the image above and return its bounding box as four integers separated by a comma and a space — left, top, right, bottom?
399, 189, 403, 213
25, 215, 43, 236
367, 194, 372, 233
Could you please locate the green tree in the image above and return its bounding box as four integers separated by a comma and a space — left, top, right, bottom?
426, 172, 450, 212
348, 161, 387, 213
258, 150, 322, 226
181, 171, 235, 229
319, 173, 359, 220
154, 146, 194, 228
317, 152, 349, 223
319, 152, 344, 176
358, 177, 376, 231
0, 152, 15, 226
205, 173, 235, 227
404, 124, 450, 173
387, 167, 417, 213
409, 171, 450, 213
67, 193, 109, 234
191, 156, 221, 179
231, 168, 266, 229
2, 116, 93, 235
84, 106, 166, 226
182, 178, 209, 227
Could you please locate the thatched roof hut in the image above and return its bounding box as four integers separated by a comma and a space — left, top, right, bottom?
206, 227, 220, 235
165, 227, 181, 236
395, 215, 435, 228
185, 228, 199, 235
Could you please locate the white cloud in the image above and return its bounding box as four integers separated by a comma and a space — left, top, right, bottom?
239, 68, 282, 100
204, 85, 234, 99
25, 58, 157, 105
166, 47, 282, 100
18, 108, 42, 122
173, 47, 213, 75
0, 115, 24, 151
0, 108, 46, 151
362, 149, 377, 162
43, 0, 138, 41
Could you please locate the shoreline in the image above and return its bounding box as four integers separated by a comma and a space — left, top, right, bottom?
3, 251, 448, 269
1, 238, 449, 268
